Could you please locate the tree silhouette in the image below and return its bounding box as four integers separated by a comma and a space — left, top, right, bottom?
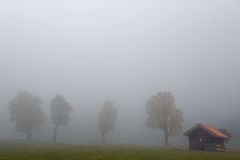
8, 91, 46, 141
50, 95, 73, 143
146, 92, 184, 146
98, 101, 117, 144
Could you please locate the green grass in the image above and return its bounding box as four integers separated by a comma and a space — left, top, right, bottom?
0, 143, 239, 160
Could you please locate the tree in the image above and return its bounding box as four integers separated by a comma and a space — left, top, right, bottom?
146, 92, 184, 146
50, 95, 73, 143
219, 128, 232, 143
98, 101, 117, 144
8, 91, 46, 141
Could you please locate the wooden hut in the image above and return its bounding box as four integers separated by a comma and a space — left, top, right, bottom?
184, 123, 229, 151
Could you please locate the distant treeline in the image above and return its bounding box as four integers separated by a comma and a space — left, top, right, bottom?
8, 91, 183, 146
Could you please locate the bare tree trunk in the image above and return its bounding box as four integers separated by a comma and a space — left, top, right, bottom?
164, 128, 169, 146
163, 115, 169, 146
101, 132, 105, 144
26, 130, 32, 141
53, 124, 60, 143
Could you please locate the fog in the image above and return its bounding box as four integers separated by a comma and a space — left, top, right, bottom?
0, 0, 240, 148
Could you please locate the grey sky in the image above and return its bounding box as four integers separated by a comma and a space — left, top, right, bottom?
0, 0, 240, 146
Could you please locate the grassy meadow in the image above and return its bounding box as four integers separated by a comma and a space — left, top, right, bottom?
0, 143, 239, 160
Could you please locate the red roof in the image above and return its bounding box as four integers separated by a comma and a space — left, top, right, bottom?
184, 123, 229, 139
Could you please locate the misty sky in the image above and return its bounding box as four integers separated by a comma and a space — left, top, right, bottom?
0, 0, 240, 146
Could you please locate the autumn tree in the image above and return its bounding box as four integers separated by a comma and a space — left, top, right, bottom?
50, 95, 73, 143
98, 101, 117, 144
8, 91, 46, 141
146, 92, 184, 146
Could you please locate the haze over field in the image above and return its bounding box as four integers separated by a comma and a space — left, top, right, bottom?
0, 0, 240, 147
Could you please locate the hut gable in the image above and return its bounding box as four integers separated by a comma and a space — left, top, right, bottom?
184, 123, 229, 151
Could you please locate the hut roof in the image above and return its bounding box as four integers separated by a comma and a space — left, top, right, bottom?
184, 123, 229, 139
